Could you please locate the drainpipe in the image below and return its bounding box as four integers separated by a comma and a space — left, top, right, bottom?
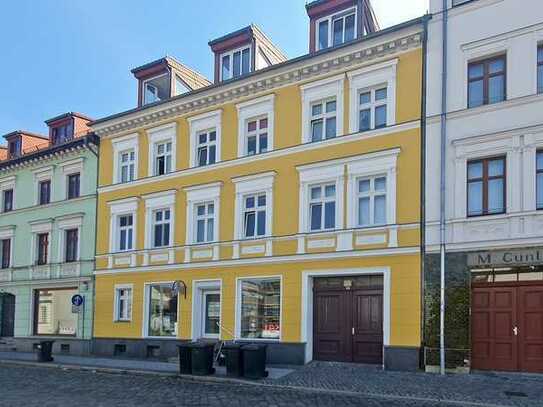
439, 0, 449, 376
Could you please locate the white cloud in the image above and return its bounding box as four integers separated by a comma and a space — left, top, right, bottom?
371, 0, 429, 29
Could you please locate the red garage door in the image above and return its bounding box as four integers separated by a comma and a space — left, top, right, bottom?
472, 283, 543, 373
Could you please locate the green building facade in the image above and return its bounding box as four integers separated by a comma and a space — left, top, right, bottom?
0, 117, 98, 355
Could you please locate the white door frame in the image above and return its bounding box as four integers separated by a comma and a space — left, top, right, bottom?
301, 267, 391, 364
191, 279, 222, 340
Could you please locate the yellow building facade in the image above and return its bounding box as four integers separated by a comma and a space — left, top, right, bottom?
91, 19, 425, 370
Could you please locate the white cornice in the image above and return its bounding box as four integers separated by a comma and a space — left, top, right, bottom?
92, 31, 423, 139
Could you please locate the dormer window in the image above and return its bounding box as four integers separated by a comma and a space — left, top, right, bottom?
143, 74, 170, 105
317, 8, 356, 51
221, 46, 251, 81
51, 122, 74, 145
8, 138, 21, 158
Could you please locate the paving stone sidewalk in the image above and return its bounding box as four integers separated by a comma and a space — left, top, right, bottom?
265, 361, 543, 407
1, 351, 543, 406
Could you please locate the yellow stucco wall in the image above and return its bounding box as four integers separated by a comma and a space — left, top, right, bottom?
94, 254, 421, 347
93, 47, 423, 348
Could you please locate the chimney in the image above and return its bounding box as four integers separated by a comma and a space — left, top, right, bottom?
208, 25, 287, 84
306, 0, 380, 53
131, 57, 212, 107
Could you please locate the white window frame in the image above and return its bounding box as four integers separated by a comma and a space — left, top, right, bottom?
297, 162, 345, 233
112, 133, 139, 184
195, 129, 217, 167
147, 123, 177, 177
142, 280, 178, 338
315, 7, 357, 51
347, 59, 397, 134
108, 198, 139, 253
0, 176, 16, 213
308, 183, 338, 232
113, 284, 133, 322
32, 166, 53, 206
143, 190, 176, 249
59, 158, 84, 200
346, 149, 399, 228
356, 175, 388, 227
188, 110, 222, 168
194, 202, 216, 244
309, 98, 338, 142
0, 226, 15, 269
234, 275, 282, 341
201, 289, 221, 339
236, 95, 275, 157
184, 183, 221, 245
357, 87, 389, 131
117, 213, 135, 252
220, 45, 252, 81
119, 150, 136, 183
301, 74, 344, 143
57, 215, 83, 263
142, 73, 169, 105
233, 172, 275, 240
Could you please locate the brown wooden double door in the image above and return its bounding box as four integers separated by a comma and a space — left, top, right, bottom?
471, 283, 543, 373
313, 276, 383, 364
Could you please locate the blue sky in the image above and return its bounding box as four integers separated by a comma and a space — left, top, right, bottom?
0, 0, 427, 136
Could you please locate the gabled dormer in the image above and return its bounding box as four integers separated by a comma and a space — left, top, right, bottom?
3, 131, 48, 159
209, 25, 287, 83
306, 0, 380, 53
132, 57, 211, 107
45, 112, 93, 146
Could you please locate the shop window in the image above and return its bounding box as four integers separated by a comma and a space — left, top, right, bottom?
34, 288, 78, 336
239, 278, 280, 339
147, 284, 178, 337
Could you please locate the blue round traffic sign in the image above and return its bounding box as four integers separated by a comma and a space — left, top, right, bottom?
71, 294, 84, 307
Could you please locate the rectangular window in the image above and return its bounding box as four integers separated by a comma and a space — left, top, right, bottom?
203, 291, 220, 337
119, 150, 135, 183
221, 47, 251, 81
195, 202, 215, 243
311, 99, 337, 142
38, 180, 51, 205
3, 189, 13, 212
317, 9, 355, 50
538, 46, 543, 94
1, 239, 10, 269
154, 141, 172, 176
148, 284, 177, 337
468, 55, 506, 108
537, 151, 543, 210
36, 233, 49, 265
467, 157, 506, 217
65, 229, 78, 263
115, 287, 132, 321
309, 184, 336, 231
152, 209, 171, 248
67, 173, 80, 199
118, 214, 134, 251
240, 278, 280, 339
357, 176, 387, 226
35, 288, 78, 336
52, 122, 73, 145
8, 138, 21, 158
243, 194, 266, 238
197, 130, 217, 166
358, 87, 388, 131
245, 117, 268, 156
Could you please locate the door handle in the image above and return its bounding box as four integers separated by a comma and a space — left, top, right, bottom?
513, 326, 518, 336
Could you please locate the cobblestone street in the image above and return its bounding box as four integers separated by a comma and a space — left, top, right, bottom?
1, 363, 543, 407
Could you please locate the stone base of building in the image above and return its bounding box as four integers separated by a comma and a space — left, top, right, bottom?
11, 337, 92, 356
92, 338, 307, 365
384, 346, 420, 371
